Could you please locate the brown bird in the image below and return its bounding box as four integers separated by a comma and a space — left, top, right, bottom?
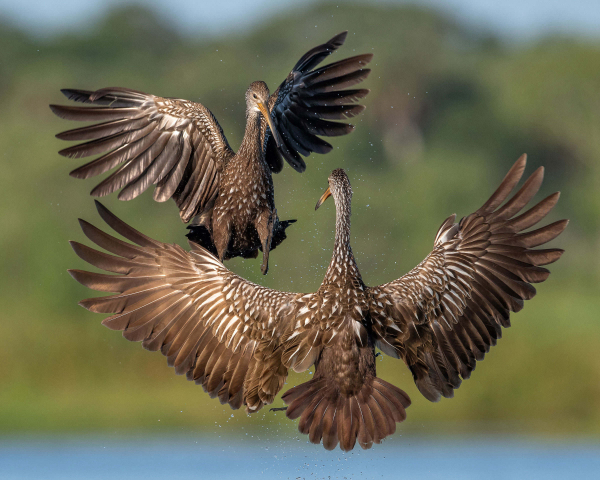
51, 31, 372, 275
68, 155, 567, 451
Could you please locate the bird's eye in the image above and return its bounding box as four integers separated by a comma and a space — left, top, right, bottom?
253, 93, 257, 99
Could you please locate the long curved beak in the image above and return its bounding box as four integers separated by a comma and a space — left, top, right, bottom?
257, 102, 282, 148
315, 186, 332, 211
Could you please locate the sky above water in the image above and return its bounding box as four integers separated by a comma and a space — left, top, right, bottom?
1, 0, 599, 40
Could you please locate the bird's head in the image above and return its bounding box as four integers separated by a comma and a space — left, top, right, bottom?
246, 81, 270, 112
315, 168, 353, 210
245, 81, 281, 147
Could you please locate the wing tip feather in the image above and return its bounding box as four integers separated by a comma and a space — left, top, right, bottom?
330, 31, 348, 46
68, 268, 88, 287
49, 104, 62, 117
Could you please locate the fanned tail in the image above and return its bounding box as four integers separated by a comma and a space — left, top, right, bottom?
186, 218, 296, 260
270, 218, 297, 251
282, 377, 410, 451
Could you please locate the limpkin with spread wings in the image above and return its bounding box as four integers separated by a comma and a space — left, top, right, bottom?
52, 31, 372, 274
69, 155, 566, 451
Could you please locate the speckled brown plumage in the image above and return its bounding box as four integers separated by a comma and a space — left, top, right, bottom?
50, 32, 372, 274
68, 155, 566, 451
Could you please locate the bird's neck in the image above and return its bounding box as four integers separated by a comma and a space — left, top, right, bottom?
322, 195, 362, 289
238, 110, 265, 163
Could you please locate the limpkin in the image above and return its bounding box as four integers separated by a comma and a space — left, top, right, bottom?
69, 155, 566, 451
51, 31, 372, 274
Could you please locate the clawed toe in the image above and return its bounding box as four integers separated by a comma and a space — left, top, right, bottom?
269, 406, 288, 413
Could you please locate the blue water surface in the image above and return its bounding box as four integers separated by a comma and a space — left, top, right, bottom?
2, 435, 599, 479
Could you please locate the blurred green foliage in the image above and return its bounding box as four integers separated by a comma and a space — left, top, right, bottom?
1, 3, 598, 437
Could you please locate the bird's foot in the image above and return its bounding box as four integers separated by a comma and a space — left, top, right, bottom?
261, 261, 269, 275
269, 406, 288, 413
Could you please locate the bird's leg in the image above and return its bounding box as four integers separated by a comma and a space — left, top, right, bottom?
269, 406, 288, 413
213, 224, 232, 263
256, 209, 275, 275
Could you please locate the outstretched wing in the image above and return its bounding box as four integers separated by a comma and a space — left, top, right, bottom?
264, 31, 372, 173
368, 155, 567, 402
51, 88, 235, 222
69, 201, 299, 412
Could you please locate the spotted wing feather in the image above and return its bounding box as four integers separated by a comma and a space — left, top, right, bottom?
368, 155, 567, 401
51, 88, 234, 222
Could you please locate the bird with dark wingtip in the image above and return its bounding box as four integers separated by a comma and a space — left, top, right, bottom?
68, 154, 566, 451
51, 31, 372, 275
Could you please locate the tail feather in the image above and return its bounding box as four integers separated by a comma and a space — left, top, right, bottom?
349, 398, 363, 446
355, 393, 375, 449
298, 390, 327, 434
338, 398, 360, 451
285, 379, 327, 419
373, 378, 409, 422
308, 398, 329, 444
366, 395, 389, 443
321, 402, 339, 451
371, 390, 397, 436
282, 377, 410, 451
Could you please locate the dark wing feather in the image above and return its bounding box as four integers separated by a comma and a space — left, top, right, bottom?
69, 201, 299, 412
51, 88, 235, 222
368, 155, 567, 402
265, 32, 372, 173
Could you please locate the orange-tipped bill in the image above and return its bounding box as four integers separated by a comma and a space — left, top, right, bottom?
315, 186, 332, 210
257, 102, 282, 148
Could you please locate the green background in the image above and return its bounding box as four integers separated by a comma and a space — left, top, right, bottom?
1, 2, 598, 440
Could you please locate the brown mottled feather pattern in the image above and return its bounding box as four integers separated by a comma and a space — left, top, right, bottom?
52, 32, 371, 272
69, 156, 565, 451
70, 201, 297, 415
369, 154, 567, 402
